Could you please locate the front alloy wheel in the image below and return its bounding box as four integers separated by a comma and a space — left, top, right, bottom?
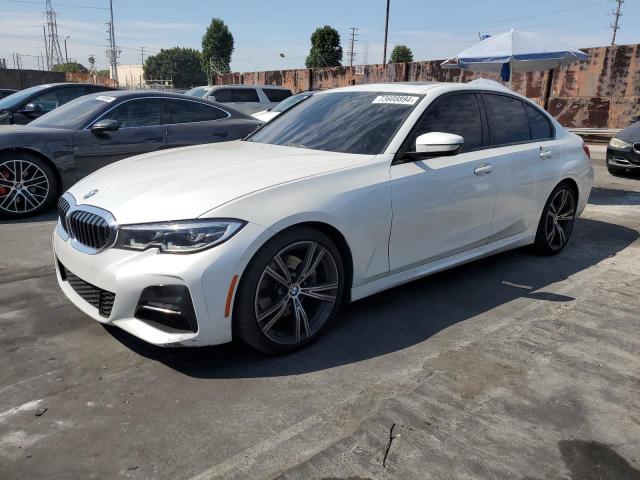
0, 154, 56, 218
234, 228, 344, 354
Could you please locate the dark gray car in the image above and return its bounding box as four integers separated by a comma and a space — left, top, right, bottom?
0, 83, 116, 125
0, 90, 261, 218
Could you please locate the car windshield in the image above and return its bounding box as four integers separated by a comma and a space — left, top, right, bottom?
184, 87, 210, 98
29, 94, 112, 129
271, 93, 312, 113
247, 91, 422, 155
0, 85, 49, 111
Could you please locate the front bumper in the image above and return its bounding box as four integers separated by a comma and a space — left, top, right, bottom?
607, 145, 640, 170
53, 221, 269, 347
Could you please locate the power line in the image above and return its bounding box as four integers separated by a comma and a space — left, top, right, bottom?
610, 0, 624, 45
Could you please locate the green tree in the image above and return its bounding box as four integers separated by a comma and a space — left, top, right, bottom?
389, 45, 414, 63
143, 47, 206, 89
305, 25, 343, 68
52, 62, 88, 73
96, 69, 110, 78
201, 18, 234, 75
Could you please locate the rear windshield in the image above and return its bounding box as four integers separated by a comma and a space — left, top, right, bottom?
247, 91, 422, 155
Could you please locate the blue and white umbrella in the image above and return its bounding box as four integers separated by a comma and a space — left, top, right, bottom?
441, 29, 588, 87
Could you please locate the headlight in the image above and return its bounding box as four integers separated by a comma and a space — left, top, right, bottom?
114, 219, 246, 253
609, 137, 632, 149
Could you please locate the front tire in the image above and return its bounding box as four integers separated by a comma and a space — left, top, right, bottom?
233, 227, 344, 355
533, 183, 577, 255
0, 152, 57, 219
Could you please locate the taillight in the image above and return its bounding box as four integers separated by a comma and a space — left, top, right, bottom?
582, 143, 591, 159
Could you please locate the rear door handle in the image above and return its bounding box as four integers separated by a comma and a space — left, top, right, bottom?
474, 164, 492, 175
539, 148, 552, 159
212, 132, 228, 138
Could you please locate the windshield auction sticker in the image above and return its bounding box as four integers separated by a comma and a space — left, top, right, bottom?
95, 95, 116, 103
372, 95, 419, 105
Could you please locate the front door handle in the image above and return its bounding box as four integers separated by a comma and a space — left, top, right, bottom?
474, 164, 492, 175
540, 148, 552, 159
211, 132, 228, 138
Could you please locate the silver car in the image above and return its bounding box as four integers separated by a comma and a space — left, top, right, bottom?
184, 85, 292, 115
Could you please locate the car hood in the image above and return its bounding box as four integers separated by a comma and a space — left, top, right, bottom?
68, 140, 374, 224
617, 122, 640, 143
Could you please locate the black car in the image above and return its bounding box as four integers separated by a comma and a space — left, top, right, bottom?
0, 88, 18, 99
0, 90, 262, 218
0, 83, 116, 125
607, 121, 640, 175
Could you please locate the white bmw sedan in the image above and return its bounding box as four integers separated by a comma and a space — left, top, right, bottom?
53, 82, 593, 354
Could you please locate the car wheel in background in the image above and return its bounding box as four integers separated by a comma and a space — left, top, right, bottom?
607, 166, 625, 176
233, 227, 344, 355
533, 183, 577, 255
0, 152, 58, 219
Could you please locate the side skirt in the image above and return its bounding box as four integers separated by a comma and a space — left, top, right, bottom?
350, 228, 536, 302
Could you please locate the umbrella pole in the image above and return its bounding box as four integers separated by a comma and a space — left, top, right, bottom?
509, 57, 514, 91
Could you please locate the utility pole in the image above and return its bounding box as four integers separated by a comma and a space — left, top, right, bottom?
140, 46, 145, 65
610, 0, 624, 45
347, 27, 359, 67
64, 36, 69, 69
106, 0, 119, 82
382, 0, 390, 64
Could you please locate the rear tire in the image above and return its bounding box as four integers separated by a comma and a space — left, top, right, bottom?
0, 151, 57, 219
233, 227, 344, 355
607, 166, 624, 176
533, 183, 577, 256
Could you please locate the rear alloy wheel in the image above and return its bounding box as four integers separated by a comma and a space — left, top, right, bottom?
534, 184, 576, 255
0, 154, 57, 218
234, 227, 344, 354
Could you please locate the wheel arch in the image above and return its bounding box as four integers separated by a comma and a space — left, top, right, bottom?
557, 177, 579, 204
0, 147, 63, 197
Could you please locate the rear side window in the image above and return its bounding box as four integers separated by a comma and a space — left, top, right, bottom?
229, 88, 260, 102
483, 94, 530, 145
164, 99, 228, 124
525, 103, 553, 140
263, 88, 292, 102
407, 93, 484, 152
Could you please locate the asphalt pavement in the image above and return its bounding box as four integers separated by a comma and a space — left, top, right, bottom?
1, 145, 639, 479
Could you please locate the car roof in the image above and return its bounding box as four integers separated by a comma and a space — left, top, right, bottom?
210, 84, 290, 90
317, 81, 516, 96
83, 89, 208, 100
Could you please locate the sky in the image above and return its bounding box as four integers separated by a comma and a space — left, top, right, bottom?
0, 0, 638, 73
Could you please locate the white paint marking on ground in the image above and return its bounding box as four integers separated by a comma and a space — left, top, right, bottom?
502, 281, 533, 290
0, 399, 42, 423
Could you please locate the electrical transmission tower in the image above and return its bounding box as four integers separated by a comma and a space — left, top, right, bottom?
44, 0, 64, 70
347, 27, 359, 67
105, 0, 120, 82
610, 0, 624, 45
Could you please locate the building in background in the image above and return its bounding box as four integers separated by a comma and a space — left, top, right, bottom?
115, 64, 144, 88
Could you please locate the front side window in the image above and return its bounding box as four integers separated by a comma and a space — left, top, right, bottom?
263, 88, 292, 102
405, 93, 484, 153
247, 91, 422, 155
101, 99, 162, 128
483, 94, 531, 145
164, 99, 228, 124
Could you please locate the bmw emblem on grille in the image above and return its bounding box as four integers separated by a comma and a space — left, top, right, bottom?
84, 189, 99, 199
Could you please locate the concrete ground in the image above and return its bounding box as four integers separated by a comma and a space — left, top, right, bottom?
0, 146, 639, 480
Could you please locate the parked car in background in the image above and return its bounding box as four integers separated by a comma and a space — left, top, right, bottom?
53, 82, 592, 354
252, 91, 315, 122
0, 83, 116, 126
607, 120, 640, 175
0, 88, 18, 99
0, 90, 260, 218
184, 84, 292, 115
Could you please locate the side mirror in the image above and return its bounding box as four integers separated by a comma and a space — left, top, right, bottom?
415, 132, 464, 156
208, 94, 216, 101
91, 119, 119, 134
20, 103, 44, 114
